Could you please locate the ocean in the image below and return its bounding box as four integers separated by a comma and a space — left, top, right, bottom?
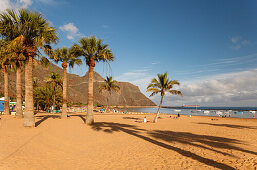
126, 107, 257, 119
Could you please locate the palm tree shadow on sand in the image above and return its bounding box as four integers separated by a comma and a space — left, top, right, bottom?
196, 122, 257, 129
34, 114, 86, 127
87, 121, 257, 170
35, 115, 60, 127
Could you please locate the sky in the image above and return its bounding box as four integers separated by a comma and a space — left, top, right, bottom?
1, 0, 257, 106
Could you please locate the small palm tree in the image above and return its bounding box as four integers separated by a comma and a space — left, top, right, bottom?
0, 9, 58, 127
72, 36, 114, 124
46, 72, 62, 113
34, 86, 53, 111
34, 87, 44, 111
51, 47, 82, 118
99, 76, 120, 111
147, 72, 183, 123
33, 77, 39, 89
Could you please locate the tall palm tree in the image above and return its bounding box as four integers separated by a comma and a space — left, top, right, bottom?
0, 9, 58, 127
51, 47, 82, 118
0, 38, 26, 117
99, 76, 120, 111
6, 36, 27, 118
72, 36, 114, 124
15, 62, 23, 118
0, 40, 12, 115
147, 72, 183, 123
46, 72, 62, 113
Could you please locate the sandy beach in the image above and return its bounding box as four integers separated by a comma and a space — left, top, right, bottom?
0, 113, 257, 170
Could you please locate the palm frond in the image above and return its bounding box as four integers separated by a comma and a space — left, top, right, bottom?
147, 72, 182, 99
169, 90, 183, 96
149, 91, 159, 97
71, 36, 114, 66
99, 76, 120, 95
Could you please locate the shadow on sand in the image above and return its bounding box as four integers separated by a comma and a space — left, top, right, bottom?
35, 115, 60, 127
122, 117, 140, 120
87, 121, 257, 170
71, 114, 86, 123
196, 122, 257, 129
34, 115, 257, 169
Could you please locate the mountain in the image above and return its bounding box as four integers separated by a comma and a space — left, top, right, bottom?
0, 62, 156, 106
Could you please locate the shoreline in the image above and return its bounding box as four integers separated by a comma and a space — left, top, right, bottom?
110, 105, 158, 108
40, 111, 257, 121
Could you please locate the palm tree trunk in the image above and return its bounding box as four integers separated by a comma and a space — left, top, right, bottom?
23, 56, 35, 127
3, 67, 10, 115
106, 96, 109, 112
16, 66, 23, 118
52, 88, 55, 113
153, 95, 164, 123
61, 63, 67, 118
86, 59, 95, 124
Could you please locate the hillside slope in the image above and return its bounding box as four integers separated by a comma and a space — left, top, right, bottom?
0, 62, 156, 106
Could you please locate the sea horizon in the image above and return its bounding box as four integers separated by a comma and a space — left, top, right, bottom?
126, 106, 257, 119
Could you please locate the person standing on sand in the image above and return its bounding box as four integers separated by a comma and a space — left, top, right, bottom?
143, 117, 147, 123
177, 112, 180, 118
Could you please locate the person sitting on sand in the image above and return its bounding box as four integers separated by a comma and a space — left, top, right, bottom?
177, 112, 180, 118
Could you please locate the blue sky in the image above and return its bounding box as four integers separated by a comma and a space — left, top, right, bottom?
1, 0, 257, 106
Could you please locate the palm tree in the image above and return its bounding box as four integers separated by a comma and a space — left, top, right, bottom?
99, 76, 120, 111
0, 40, 12, 115
147, 72, 183, 123
0, 38, 26, 117
46, 72, 62, 113
34, 86, 54, 111
11, 54, 26, 118
7, 36, 26, 118
51, 47, 82, 118
33, 77, 39, 89
72, 36, 114, 124
0, 9, 58, 127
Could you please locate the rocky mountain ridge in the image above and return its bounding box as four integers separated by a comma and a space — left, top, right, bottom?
0, 62, 156, 106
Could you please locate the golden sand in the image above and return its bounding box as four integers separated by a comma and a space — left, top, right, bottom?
0, 113, 257, 170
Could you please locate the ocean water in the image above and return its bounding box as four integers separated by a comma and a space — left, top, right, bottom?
126, 107, 257, 119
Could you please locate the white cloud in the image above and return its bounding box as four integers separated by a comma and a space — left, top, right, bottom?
116, 68, 154, 95
231, 36, 241, 44
0, 0, 54, 13
173, 52, 257, 80
59, 23, 81, 40
232, 44, 242, 50
230, 36, 251, 50
38, 0, 55, 5
152, 62, 160, 65
0, 0, 12, 12
241, 40, 250, 45
102, 24, 109, 28
18, 0, 32, 8
154, 68, 257, 107
0, 0, 33, 12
